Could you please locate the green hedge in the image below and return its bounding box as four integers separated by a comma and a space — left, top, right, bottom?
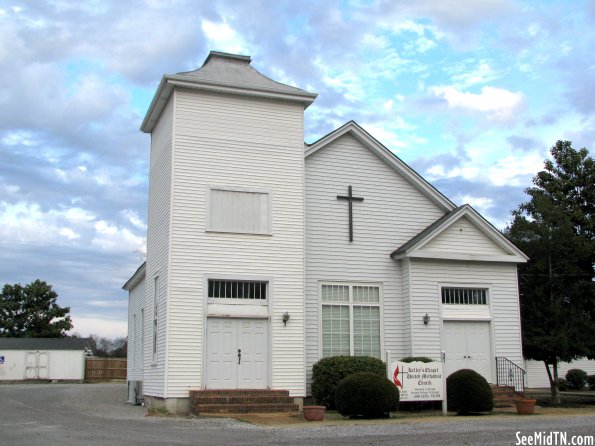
335, 372, 399, 418
565, 369, 588, 390
311, 356, 385, 408
447, 369, 493, 415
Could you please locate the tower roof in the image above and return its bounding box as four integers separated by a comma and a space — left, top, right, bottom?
141, 51, 317, 133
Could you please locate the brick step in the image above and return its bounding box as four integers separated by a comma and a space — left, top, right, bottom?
190, 389, 290, 396
491, 385, 522, 407
189, 389, 300, 415
193, 403, 299, 414
191, 395, 295, 405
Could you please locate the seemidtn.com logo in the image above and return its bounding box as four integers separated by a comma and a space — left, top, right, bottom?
516, 432, 594, 446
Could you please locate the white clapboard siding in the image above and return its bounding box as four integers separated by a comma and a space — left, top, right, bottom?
421, 216, 509, 256
525, 358, 595, 388
127, 277, 145, 382
143, 97, 173, 397
305, 133, 446, 392
409, 259, 523, 370
165, 88, 306, 397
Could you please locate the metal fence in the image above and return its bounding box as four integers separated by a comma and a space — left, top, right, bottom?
84, 357, 127, 381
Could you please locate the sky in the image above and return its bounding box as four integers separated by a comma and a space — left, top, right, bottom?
1, 0, 594, 338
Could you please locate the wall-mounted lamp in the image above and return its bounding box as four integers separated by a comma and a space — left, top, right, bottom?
282, 312, 290, 326
423, 313, 430, 326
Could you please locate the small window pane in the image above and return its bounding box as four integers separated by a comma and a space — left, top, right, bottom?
208, 280, 267, 299
321, 285, 349, 302
442, 288, 487, 305
353, 306, 381, 358
353, 286, 379, 303
322, 305, 350, 357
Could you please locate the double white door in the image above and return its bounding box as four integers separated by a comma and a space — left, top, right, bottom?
25, 351, 49, 379
206, 318, 268, 389
443, 321, 492, 382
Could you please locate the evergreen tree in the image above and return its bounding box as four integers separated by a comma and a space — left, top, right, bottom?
0, 280, 73, 337
505, 141, 595, 404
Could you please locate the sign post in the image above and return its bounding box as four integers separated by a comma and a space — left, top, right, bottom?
442, 351, 447, 415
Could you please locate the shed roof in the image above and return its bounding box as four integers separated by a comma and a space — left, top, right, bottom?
0, 338, 89, 351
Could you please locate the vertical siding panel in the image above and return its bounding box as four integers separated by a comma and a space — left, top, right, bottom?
143, 97, 173, 397
421, 217, 509, 256
127, 278, 145, 381
166, 89, 306, 397
409, 259, 523, 369
305, 134, 446, 393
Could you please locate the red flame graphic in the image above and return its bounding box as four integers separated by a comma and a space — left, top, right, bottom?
393, 365, 402, 388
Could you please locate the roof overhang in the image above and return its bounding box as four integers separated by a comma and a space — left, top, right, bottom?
391, 204, 529, 263
141, 76, 317, 133
122, 262, 146, 291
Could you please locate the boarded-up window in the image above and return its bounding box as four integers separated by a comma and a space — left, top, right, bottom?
208, 187, 270, 234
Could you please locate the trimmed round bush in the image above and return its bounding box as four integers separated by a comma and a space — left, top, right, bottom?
565, 369, 588, 390
311, 356, 385, 409
556, 378, 568, 391
400, 356, 434, 363
335, 372, 399, 418
588, 375, 595, 391
447, 369, 493, 415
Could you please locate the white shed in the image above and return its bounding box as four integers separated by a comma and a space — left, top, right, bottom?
0, 338, 89, 382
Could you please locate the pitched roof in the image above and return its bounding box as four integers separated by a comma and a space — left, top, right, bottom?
391, 204, 528, 263
0, 337, 90, 351
122, 262, 146, 291
305, 121, 456, 212
141, 51, 318, 133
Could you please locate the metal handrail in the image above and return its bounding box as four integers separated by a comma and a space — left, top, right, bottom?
495, 356, 526, 397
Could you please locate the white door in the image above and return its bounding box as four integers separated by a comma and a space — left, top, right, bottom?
25, 352, 50, 379
206, 318, 268, 389
444, 321, 492, 382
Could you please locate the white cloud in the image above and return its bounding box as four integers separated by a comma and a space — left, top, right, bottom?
487, 152, 544, 186
92, 220, 145, 253
428, 85, 524, 122
70, 316, 127, 338
458, 195, 494, 211
201, 19, 248, 54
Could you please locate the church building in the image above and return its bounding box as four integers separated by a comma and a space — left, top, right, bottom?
124, 51, 528, 413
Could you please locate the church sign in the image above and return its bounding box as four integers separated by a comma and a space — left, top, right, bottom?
388, 361, 444, 402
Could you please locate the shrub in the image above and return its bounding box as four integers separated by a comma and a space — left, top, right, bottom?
588, 375, 595, 391
311, 356, 385, 409
565, 369, 588, 390
400, 356, 434, 363
446, 369, 493, 415
556, 378, 568, 391
335, 372, 399, 418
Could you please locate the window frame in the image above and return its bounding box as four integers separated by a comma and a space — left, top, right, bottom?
318, 281, 384, 359
441, 287, 489, 305
206, 184, 273, 235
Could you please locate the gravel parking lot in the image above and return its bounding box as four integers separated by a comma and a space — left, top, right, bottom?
1, 383, 594, 446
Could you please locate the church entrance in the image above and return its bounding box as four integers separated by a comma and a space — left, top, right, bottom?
443, 321, 492, 382
205, 318, 268, 389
